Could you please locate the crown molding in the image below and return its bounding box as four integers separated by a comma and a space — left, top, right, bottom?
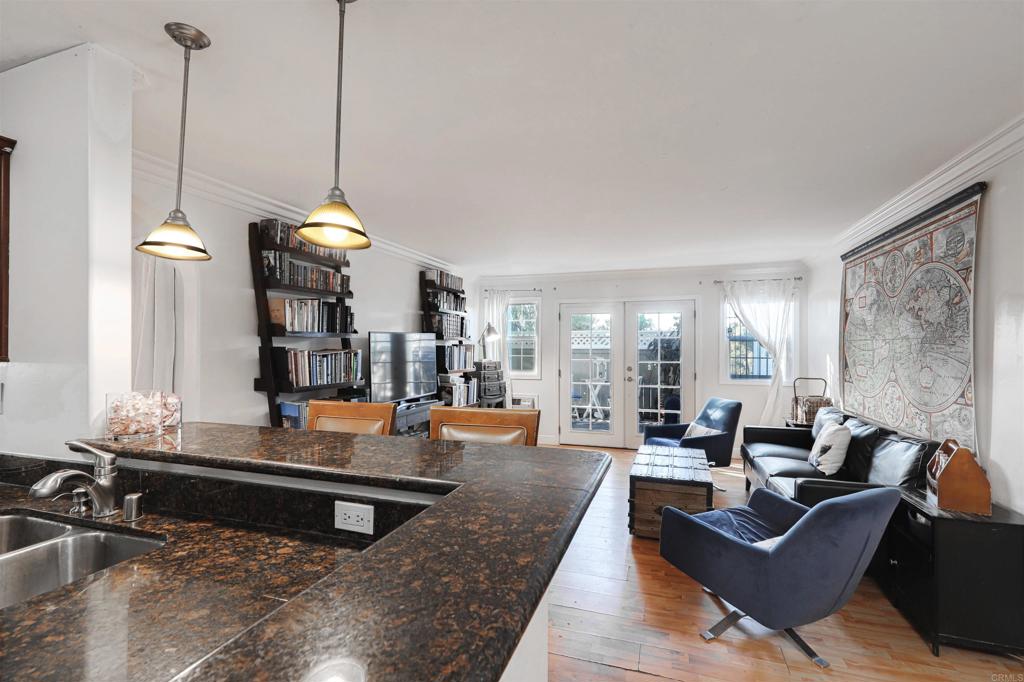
132, 151, 454, 270
835, 115, 1024, 250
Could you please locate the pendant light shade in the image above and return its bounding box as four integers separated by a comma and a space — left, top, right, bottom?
298, 0, 371, 250
136, 23, 212, 261
136, 209, 211, 261
296, 187, 370, 250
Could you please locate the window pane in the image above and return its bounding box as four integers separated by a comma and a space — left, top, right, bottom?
660, 363, 680, 386
638, 362, 658, 386
725, 305, 773, 380
522, 356, 535, 371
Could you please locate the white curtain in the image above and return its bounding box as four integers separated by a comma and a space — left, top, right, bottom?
482, 289, 511, 396
132, 256, 178, 393
721, 278, 798, 425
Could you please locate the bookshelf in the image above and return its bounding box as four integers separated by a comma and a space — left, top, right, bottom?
249, 221, 365, 427
420, 269, 477, 406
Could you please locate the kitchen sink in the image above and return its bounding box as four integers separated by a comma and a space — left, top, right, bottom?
0, 513, 165, 610
0, 514, 73, 553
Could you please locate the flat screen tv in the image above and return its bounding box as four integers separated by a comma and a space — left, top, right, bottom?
369, 332, 438, 403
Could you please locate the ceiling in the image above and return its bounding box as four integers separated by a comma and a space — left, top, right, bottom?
2, 1, 1022, 274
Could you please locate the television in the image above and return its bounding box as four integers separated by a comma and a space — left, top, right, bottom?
369, 332, 438, 403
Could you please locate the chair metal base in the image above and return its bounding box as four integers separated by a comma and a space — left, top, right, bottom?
700, 609, 744, 641
784, 628, 830, 668
698, 611, 831, 668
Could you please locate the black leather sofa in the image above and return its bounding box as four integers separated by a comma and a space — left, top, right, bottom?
741, 407, 937, 506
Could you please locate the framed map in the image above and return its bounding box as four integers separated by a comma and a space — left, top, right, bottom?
840, 183, 986, 448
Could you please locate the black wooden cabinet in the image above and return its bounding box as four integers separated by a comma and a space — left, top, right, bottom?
871, 489, 1024, 656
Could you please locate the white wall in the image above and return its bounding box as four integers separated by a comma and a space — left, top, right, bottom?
806, 119, 1024, 513
0, 45, 134, 457
132, 164, 451, 426
476, 264, 807, 446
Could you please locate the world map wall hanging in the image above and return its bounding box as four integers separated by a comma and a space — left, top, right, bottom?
840, 183, 985, 449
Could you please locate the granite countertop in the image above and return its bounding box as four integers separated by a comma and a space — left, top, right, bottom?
3, 423, 611, 681
0, 484, 358, 680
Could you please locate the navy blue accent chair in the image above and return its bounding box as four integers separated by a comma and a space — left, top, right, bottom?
643, 397, 742, 467
659, 487, 900, 667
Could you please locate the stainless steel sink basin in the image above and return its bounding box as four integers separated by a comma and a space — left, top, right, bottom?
0, 514, 72, 553
0, 514, 164, 610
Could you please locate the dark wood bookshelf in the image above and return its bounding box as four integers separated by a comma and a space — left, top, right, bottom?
249, 221, 363, 427
258, 235, 350, 269
256, 379, 366, 394
423, 282, 465, 295
271, 330, 359, 339
420, 269, 478, 406
264, 278, 354, 299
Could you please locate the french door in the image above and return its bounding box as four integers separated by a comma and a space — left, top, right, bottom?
558, 300, 696, 449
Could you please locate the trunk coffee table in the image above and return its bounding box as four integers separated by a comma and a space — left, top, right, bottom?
628, 444, 714, 539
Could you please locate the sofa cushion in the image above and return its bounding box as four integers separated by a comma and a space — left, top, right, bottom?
867, 434, 934, 486
766, 476, 797, 499
808, 422, 852, 476
743, 442, 812, 462
840, 418, 883, 482
752, 456, 825, 483
811, 406, 845, 439
646, 437, 681, 448
684, 422, 723, 438
691, 505, 785, 544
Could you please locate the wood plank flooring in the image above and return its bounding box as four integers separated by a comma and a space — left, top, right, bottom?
548, 447, 1024, 681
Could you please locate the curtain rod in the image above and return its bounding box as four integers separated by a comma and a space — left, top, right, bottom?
713, 277, 803, 284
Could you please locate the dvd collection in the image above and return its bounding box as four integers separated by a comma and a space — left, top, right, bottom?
262, 251, 349, 293
259, 218, 346, 262
423, 269, 464, 291
426, 289, 466, 312
426, 312, 467, 340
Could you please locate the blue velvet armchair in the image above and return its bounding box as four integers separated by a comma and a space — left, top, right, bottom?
659, 487, 900, 667
643, 397, 742, 467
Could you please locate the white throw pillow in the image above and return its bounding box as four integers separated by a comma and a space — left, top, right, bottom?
684, 422, 723, 438
808, 422, 852, 476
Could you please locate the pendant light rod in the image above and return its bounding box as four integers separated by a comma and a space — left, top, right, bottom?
333, 0, 349, 189
175, 46, 192, 210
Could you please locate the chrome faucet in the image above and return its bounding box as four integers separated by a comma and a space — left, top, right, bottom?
30, 441, 119, 518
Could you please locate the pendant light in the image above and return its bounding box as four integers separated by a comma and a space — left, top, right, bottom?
296, 0, 371, 250
136, 23, 212, 261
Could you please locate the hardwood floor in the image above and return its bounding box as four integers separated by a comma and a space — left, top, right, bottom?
548, 447, 1024, 681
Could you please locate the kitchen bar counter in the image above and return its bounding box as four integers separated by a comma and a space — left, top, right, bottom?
3, 423, 610, 681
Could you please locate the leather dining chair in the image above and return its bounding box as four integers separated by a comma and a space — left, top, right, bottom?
429, 407, 540, 446
307, 400, 398, 436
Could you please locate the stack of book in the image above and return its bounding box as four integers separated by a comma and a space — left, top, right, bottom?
282, 348, 362, 388
441, 343, 472, 371
426, 290, 466, 312
268, 298, 352, 334
427, 312, 467, 340
423, 269, 463, 291
439, 374, 478, 407
260, 218, 346, 262
278, 400, 309, 429
262, 251, 349, 293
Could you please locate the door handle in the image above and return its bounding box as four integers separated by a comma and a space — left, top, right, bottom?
626, 365, 633, 372
626, 377, 634, 382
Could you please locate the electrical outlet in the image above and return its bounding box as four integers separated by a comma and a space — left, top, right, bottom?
334, 500, 374, 535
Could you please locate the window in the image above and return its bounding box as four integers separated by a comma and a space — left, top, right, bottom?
721, 300, 795, 383
507, 299, 540, 378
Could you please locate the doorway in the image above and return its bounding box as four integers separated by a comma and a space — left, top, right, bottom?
558, 300, 696, 448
